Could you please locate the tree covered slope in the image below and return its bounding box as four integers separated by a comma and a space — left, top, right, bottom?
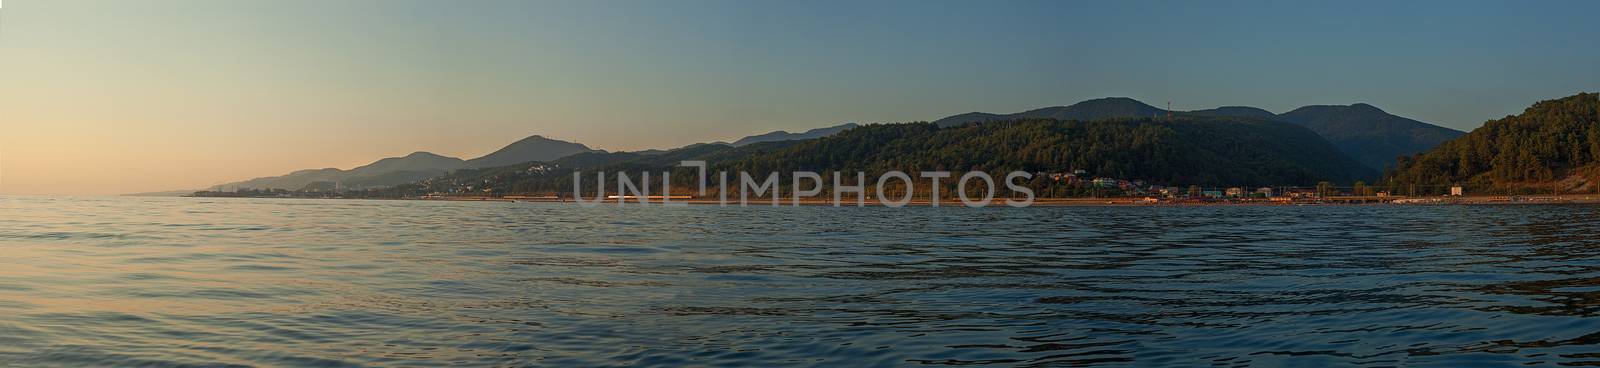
1385, 92, 1600, 193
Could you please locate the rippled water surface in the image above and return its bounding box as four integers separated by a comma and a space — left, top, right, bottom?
3, 196, 1600, 367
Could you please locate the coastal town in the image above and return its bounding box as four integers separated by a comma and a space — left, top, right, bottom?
192, 165, 1599, 206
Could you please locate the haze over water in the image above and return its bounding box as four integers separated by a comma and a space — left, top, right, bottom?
1, 196, 1598, 366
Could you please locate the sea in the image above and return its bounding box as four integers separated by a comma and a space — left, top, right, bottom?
2, 195, 1599, 367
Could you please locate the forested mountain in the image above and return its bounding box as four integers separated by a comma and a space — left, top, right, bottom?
1186, 106, 1276, 119
931, 97, 1463, 172
374, 116, 1374, 198
461, 135, 597, 169
207, 135, 596, 191
390, 140, 803, 196
201, 97, 1480, 195
1385, 93, 1600, 194
1276, 103, 1465, 172
208, 152, 464, 191
208, 168, 345, 191
934, 97, 1167, 127
726, 117, 1374, 186
730, 123, 860, 146
347, 152, 464, 177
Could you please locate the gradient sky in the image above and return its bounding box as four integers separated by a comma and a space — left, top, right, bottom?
2, 0, 1598, 195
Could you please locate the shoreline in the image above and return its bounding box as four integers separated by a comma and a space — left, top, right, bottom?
341, 194, 1600, 207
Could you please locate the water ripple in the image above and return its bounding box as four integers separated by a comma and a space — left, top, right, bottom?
2, 196, 1600, 366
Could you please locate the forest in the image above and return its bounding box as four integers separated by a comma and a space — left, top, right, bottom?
1384, 93, 1600, 195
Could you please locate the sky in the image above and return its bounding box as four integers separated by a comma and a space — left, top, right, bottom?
1, 0, 1598, 195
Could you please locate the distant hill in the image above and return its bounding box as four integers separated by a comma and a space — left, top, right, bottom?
1276, 103, 1464, 172
210, 167, 347, 191
395, 140, 804, 196
462, 135, 597, 169
731, 123, 859, 146
1185, 106, 1276, 119
205, 135, 597, 191
1385, 92, 1600, 194
348, 152, 464, 177
209, 152, 465, 191
931, 97, 1462, 172
934, 97, 1167, 127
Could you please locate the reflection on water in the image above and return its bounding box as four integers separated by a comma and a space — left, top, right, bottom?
2, 196, 1600, 366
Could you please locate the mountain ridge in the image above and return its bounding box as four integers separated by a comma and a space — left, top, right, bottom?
1275, 103, 1465, 171
206, 135, 597, 191
461, 135, 598, 169
933, 97, 1168, 127
730, 123, 860, 146
931, 97, 1464, 171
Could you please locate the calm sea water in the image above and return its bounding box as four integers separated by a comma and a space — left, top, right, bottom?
2, 196, 1599, 367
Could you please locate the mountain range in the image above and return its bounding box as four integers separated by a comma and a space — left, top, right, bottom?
197, 96, 1477, 194
933, 97, 1465, 171
207, 136, 597, 191
375, 114, 1375, 199
203, 124, 858, 192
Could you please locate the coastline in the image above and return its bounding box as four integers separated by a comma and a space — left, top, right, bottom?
375, 194, 1600, 207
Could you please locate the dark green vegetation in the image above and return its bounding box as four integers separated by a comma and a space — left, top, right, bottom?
933, 97, 1464, 172
345, 116, 1373, 198
1385, 93, 1600, 194
726, 117, 1373, 186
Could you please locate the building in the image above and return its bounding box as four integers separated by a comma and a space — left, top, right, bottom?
1256, 187, 1274, 197
1450, 186, 1464, 196
526, 164, 556, 174
1285, 189, 1318, 198
1225, 187, 1245, 197
1093, 178, 1119, 188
